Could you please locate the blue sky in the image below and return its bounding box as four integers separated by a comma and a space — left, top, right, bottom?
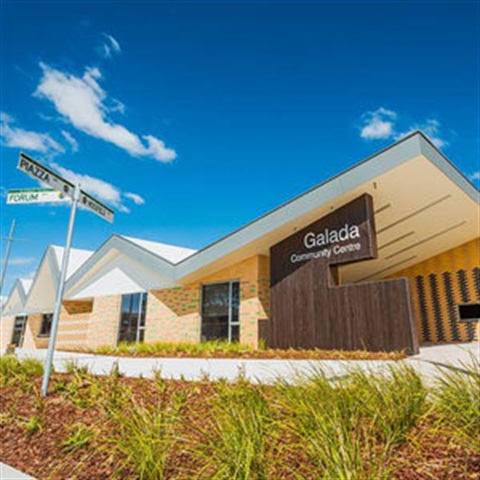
1, 1, 479, 294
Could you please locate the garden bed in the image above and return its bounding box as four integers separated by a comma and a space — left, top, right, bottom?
61, 340, 406, 360
1, 356, 479, 479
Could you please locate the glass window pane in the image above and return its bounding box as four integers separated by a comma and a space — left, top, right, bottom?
201, 284, 230, 341
139, 293, 148, 327
11, 316, 27, 347
131, 293, 140, 314
231, 325, 240, 342
118, 293, 146, 344
40, 313, 53, 336
231, 282, 240, 324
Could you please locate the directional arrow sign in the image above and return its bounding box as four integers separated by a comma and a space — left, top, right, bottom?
7, 188, 70, 205
17, 152, 114, 223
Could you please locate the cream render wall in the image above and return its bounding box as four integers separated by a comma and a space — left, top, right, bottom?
0, 316, 15, 351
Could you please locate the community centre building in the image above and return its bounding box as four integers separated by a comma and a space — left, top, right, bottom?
1, 132, 479, 354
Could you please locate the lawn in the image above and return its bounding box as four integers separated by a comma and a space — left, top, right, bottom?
0, 355, 479, 479
61, 339, 406, 360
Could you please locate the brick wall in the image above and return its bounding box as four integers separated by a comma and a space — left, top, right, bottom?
148, 255, 270, 347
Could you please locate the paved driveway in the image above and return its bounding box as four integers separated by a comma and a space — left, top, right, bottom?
15, 342, 478, 384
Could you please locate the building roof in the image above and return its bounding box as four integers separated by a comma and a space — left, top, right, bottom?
120, 236, 196, 264
65, 235, 196, 299
60, 131, 479, 299
1, 278, 33, 316
15, 245, 94, 315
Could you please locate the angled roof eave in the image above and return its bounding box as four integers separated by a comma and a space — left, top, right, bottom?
64, 234, 178, 298
174, 132, 479, 281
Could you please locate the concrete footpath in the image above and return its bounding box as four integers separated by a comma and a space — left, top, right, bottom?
15, 342, 478, 384
0, 462, 35, 480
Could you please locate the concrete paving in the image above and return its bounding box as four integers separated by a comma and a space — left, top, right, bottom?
0, 463, 35, 480
14, 342, 479, 384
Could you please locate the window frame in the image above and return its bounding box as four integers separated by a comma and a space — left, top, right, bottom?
200, 280, 240, 343
11, 315, 28, 347
38, 313, 53, 337
116, 292, 148, 345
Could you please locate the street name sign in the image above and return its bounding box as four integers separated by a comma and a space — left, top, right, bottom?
14, 151, 116, 396
17, 153, 114, 223
7, 188, 69, 205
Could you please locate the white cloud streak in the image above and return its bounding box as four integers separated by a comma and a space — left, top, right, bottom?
99, 33, 122, 58
469, 171, 480, 181
396, 119, 447, 149
34, 63, 176, 162
61, 130, 79, 152
49, 161, 145, 213
0, 111, 64, 154
124, 192, 145, 205
1, 257, 36, 266
359, 108, 447, 149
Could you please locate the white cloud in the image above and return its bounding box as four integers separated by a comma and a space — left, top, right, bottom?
124, 192, 145, 205
35, 63, 177, 162
0, 111, 64, 154
61, 130, 79, 152
49, 161, 143, 214
360, 108, 397, 140
358, 108, 448, 149
396, 119, 447, 149
469, 171, 480, 181
99, 33, 122, 58
2, 257, 36, 266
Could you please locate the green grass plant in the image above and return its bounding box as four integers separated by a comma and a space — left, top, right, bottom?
0, 355, 44, 391
431, 356, 480, 451
96, 339, 258, 357
195, 379, 272, 480
348, 365, 426, 446
105, 391, 185, 480
61, 424, 95, 453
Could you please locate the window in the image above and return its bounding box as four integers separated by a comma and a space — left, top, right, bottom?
11, 316, 27, 347
39, 313, 53, 336
117, 292, 148, 344
201, 281, 240, 342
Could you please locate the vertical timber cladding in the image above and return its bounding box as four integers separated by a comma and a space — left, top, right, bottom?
270, 194, 419, 354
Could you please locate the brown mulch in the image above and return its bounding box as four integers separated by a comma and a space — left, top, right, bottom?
1, 374, 479, 479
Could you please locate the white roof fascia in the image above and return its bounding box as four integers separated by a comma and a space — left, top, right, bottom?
64, 235, 179, 299
174, 132, 479, 280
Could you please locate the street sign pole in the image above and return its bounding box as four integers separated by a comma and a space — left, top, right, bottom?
0, 219, 16, 300
40, 184, 81, 397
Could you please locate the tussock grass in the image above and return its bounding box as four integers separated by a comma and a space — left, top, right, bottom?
195, 379, 272, 480
275, 365, 426, 479
431, 357, 480, 451
0, 355, 44, 391
61, 424, 95, 453
104, 391, 186, 480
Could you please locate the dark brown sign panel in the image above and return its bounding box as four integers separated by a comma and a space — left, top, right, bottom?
271, 194, 377, 286
268, 193, 419, 354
